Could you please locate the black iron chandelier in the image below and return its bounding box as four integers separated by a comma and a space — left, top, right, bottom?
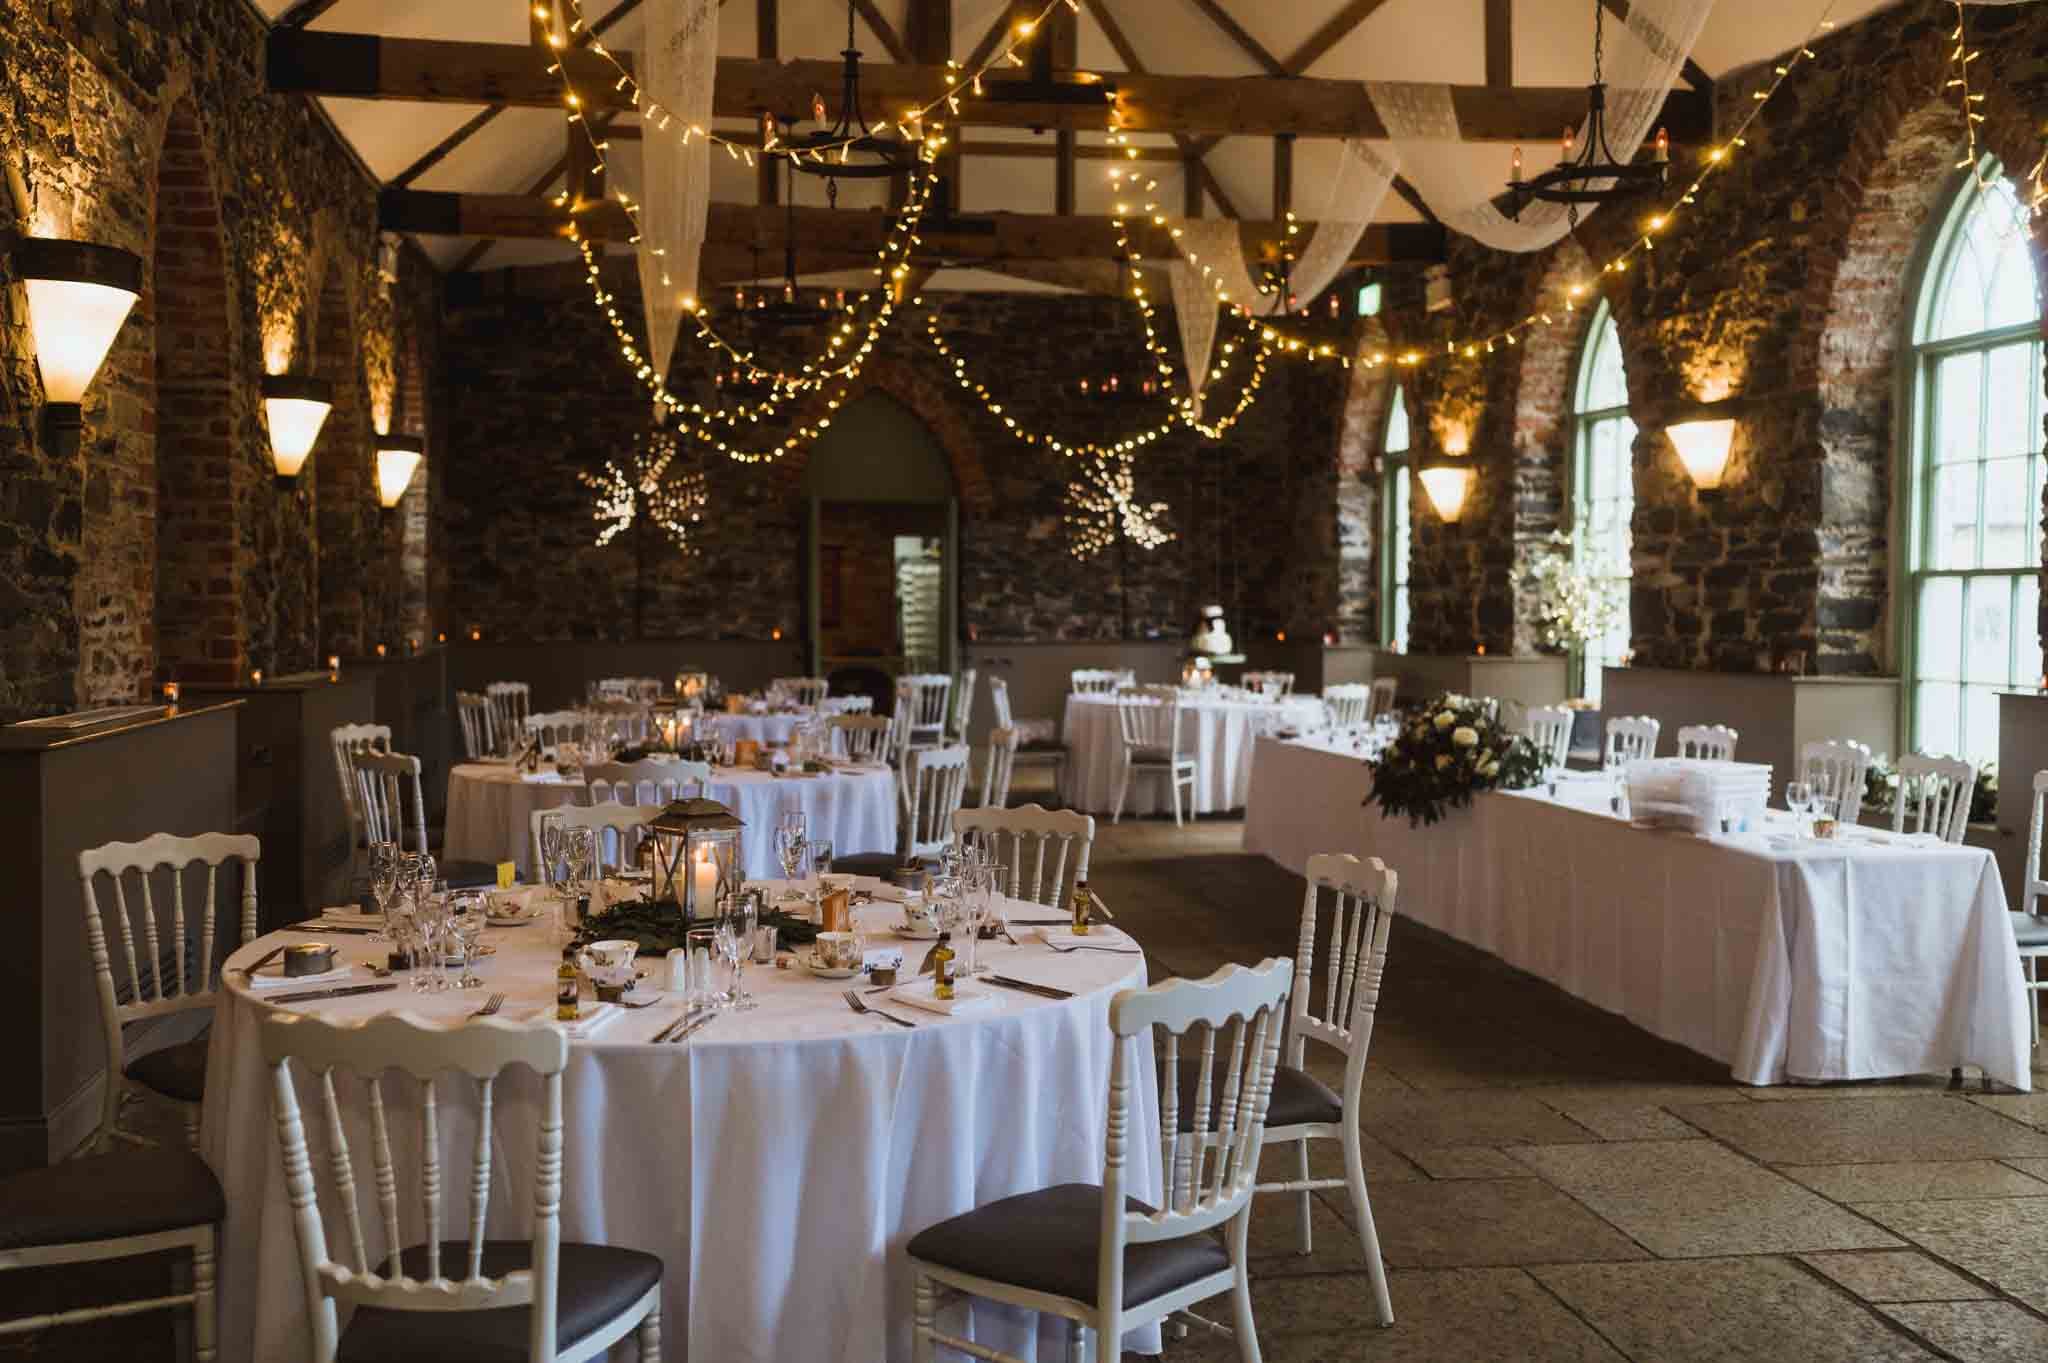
781, 0, 918, 186
1504, 0, 1668, 221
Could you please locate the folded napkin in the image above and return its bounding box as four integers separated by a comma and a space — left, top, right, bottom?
247, 962, 355, 991
521, 771, 569, 786
1034, 925, 1134, 949
890, 979, 998, 1016
527, 1002, 621, 1039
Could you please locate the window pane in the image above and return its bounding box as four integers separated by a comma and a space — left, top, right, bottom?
1981, 457, 2031, 568
1935, 352, 1983, 464
1985, 225, 2037, 331
1965, 575, 2014, 683
1386, 386, 1409, 453
1930, 463, 1980, 569
1918, 576, 1963, 680
1393, 587, 1410, 652
1917, 681, 1962, 757
1986, 343, 2034, 459
1963, 684, 2000, 768
1939, 246, 1988, 339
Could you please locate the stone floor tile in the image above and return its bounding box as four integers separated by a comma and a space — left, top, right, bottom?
1357, 1091, 1598, 1156
1257, 1126, 1427, 1186
1799, 1249, 1995, 1302
1674, 1097, 2048, 1165
1854, 1197, 2048, 1313
1514, 1139, 1900, 1257
1881, 1301, 2048, 1361
1970, 1093, 2048, 1130
1779, 1160, 2048, 1203
1409, 1145, 1534, 1179
1241, 1190, 1383, 1276
1527, 1085, 1738, 1140
1364, 1177, 1646, 1268
1532, 1257, 1940, 1362
1740, 1074, 1962, 1101
2001, 1157, 2048, 1185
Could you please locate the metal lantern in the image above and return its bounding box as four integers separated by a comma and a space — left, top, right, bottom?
649, 797, 744, 924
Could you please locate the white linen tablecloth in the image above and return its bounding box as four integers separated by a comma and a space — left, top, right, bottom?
698, 712, 806, 747
1242, 735, 2030, 1090
1060, 692, 1323, 816
444, 761, 898, 879
201, 893, 1158, 1363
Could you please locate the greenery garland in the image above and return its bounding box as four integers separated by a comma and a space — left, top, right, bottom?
1365, 693, 1545, 827
571, 895, 820, 957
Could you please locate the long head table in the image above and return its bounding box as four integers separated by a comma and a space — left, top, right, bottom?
1058, 691, 1326, 816
1243, 735, 2030, 1091
200, 888, 1158, 1362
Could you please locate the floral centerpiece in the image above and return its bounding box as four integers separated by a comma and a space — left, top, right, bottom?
1366, 692, 1545, 826
1523, 532, 1625, 652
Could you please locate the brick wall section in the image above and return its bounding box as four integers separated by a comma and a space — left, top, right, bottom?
315, 268, 371, 659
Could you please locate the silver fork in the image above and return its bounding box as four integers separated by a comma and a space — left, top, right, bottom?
844, 989, 916, 1028
1043, 940, 1142, 955
470, 993, 506, 1018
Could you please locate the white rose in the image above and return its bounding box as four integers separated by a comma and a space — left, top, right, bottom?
1434, 711, 1455, 730
1479, 760, 1500, 778
1452, 726, 1478, 748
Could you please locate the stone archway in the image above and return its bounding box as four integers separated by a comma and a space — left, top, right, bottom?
785, 356, 992, 515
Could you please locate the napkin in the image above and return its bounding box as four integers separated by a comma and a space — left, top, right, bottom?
247, 962, 356, 991
1034, 925, 1134, 949
314, 907, 382, 925
527, 1002, 621, 1039
890, 979, 998, 1016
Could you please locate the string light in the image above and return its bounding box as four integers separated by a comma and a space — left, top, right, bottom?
579, 425, 708, 550
1064, 448, 1174, 559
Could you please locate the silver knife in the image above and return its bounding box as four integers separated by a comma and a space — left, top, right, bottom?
651, 1007, 704, 1043
235, 944, 291, 977
274, 982, 398, 1005
669, 1011, 718, 1043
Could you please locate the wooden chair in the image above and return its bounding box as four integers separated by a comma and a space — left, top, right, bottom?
1261, 853, 1397, 1326
456, 691, 496, 760
0, 1146, 225, 1359
260, 1011, 663, 1363
1800, 739, 1873, 824
1323, 684, 1370, 730
529, 803, 667, 883
899, 673, 954, 746
524, 711, 589, 761
901, 745, 972, 863
1366, 677, 1398, 721
908, 959, 1293, 1363
587, 759, 710, 807
1603, 715, 1661, 765
1675, 723, 1738, 761
1241, 670, 1294, 698
951, 804, 1094, 909
979, 727, 1020, 809
331, 723, 392, 889
830, 713, 892, 763
1071, 668, 1133, 696
2015, 770, 2048, 1047
1893, 752, 1975, 844
948, 667, 978, 741
486, 682, 531, 748
1114, 686, 1198, 826
77, 832, 259, 1151
1525, 706, 1573, 769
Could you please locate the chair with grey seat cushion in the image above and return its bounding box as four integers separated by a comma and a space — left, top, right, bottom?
990, 677, 1067, 806
1112, 686, 1197, 826
909, 958, 1292, 1363
261, 1011, 662, 1363
77, 833, 260, 1151
0, 1146, 225, 1359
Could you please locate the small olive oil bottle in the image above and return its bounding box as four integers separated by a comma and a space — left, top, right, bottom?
932, 932, 956, 1000
1070, 876, 1092, 936
556, 945, 581, 1022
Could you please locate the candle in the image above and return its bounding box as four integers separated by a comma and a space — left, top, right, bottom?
327, 654, 340, 682
375, 643, 387, 658
251, 669, 263, 686
163, 681, 180, 705
691, 845, 719, 913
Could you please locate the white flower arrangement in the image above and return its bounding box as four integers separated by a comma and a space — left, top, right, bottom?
1523, 532, 1624, 650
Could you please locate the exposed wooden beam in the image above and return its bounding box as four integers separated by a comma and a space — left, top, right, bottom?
1185, 0, 1286, 76
1271, 134, 1292, 220
1053, 4, 1078, 217
757, 0, 780, 205
1484, 0, 1512, 88
381, 189, 1447, 266
1281, 0, 1391, 75
273, 0, 344, 27
1084, 0, 1227, 220
1390, 175, 1436, 225
903, 0, 955, 212
852, 0, 909, 63
267, 32, 1714, 144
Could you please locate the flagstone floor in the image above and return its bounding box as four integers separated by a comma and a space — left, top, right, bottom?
1088, 814, 2048, 1363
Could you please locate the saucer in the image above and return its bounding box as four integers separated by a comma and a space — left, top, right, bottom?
799, 949, 862, 979
892, 919, 942, 941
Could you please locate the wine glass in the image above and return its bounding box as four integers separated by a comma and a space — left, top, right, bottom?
720, 891, 759, 1011
369, 841, 401, 939
540, 815, 568, 901
775, 811, 809, 884
1785, 780, 1812, 831
448, 892, 487, 989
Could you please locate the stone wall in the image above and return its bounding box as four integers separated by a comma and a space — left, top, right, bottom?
0, 0, 438, 718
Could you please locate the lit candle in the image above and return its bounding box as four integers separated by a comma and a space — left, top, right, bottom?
1654, 126, 1669, 164
470, 629, 481, 642
375, 643, 387, 658
251, 669, 263, 686
327, 654, 340, 682
163, 681, 180, 705
691, 844, 719, 913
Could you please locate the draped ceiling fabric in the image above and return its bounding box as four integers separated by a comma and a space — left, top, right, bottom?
1367, 0, 1716, 252
1288, 140, 1400, 306
1165, 262, 1221, 417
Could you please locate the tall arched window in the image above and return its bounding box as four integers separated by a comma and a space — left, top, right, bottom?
1572, 302, 1635, 703
1381, 385, 1412, 650
1905, 172, 2043, 768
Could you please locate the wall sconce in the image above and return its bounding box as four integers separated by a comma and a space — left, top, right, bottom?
261, 373, 333, 482
1666, 418, 1735, 495
375, 433, 424, 508
14, 237, 144, 455
1417, 460, 1476, 524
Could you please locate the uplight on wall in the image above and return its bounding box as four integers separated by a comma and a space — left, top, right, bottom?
14, 237, 144, 454
1417, 461, 1475, 524
1665, 418, 1736, 495
260, 373, 334, 481
375, 434, 424, 508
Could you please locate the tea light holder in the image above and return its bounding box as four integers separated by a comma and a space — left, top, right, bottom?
649, 797, 744, 925
327, 655, 340, 683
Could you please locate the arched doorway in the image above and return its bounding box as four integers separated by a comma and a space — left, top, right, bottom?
802, 392, 956, 691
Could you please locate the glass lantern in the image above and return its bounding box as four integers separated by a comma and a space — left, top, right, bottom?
649, 797, 744, 924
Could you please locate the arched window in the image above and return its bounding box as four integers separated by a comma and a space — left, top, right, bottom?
1380, 385, 1412, 650
1905, 172, 2043, 768
1571, 303, 1635, 704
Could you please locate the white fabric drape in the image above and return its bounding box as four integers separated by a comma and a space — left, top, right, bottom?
1287, 139, 1400, 305
627, 0, 717, 402
1170, 217, 1267, 312
1367, 0, 1715, 252
1165, 262, 1220, 416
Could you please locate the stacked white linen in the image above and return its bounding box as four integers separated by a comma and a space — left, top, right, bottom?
1625, 758, 1773, 833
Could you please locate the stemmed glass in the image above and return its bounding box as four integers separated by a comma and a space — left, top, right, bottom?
369, 841, 401, 939
1785, 780, 1812, 834
718, 890, 759, 1010
540, 815, 569, 902
775, 811, 809, 884
447, 891, 487, 989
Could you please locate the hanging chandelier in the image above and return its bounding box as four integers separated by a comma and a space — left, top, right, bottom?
1504, 0, 1668, 222
782, 0, 918, 185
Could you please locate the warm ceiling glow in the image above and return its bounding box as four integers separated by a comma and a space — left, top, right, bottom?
260, 374, 334, 479
1418, 463, 1476, 523
15, 238, 143, 406
1667, 419, 1736, 491
376, 435, 424, 508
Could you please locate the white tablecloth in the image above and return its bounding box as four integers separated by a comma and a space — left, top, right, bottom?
698, 712, 807, 746
445, 761, 899, 879
1243, 736, 2031, 1090
201, 892, 1159, 1362
1060, 693, 1324, 816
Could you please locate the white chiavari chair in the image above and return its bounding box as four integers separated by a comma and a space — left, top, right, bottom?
1323, 684, 1371, 731
1366, 676, 1399, 721
259, 1011, 663, 1363
1257, 853, 1397, 1326
770, 677, 829, 708
978, 727, 1019, 810
331, 723, 392, 887
1800, 739, 1873, 824
899, 673, 953, 745
2015, 771, 2048, 1046
1604, 716, 1661, 765
587, 759, 711, 807
1070, 669, 1133, 696
901, 745, 972, 863
77, 832, 260, 1150
824, 694, 874, 715
1893, 752, 1975, 844
455, 691, 496, 760
1113, 685, 1198, 827
587, 700, 653, 747
524, 710, 589, 761
1241, 670, 1294, 698
948, 667, 978, 741
529, 803, 667, 885
830, 713, 892, 763
990, 676, 1067, 803
951, 804, 1094, 909
1525, 706, 1573, 769
909, 959, 1292, 1363
485, 682, 530, 746
1675, 724, 1739, 761
353, 749, 433, 856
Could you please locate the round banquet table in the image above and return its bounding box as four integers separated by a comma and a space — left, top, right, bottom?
199, 888, 1160, 1363
1059, 691, 1326, 816
444, 760, 899, 879
697, 711, 807, 747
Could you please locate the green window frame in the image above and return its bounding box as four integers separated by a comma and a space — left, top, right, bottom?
1571, 302, 1635, 705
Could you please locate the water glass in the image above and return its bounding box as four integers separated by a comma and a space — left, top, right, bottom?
540, 815, 569, 899
448, 891, 487, 988
721, 893, 759, 1011
811, 838, 834, 881
775, 811, 809, 882
685, 926, 723, 1009
369, 841, 401, 937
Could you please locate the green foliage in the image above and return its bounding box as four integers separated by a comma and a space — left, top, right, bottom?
1365, 693, 1546, 827
571, 896, 819, 956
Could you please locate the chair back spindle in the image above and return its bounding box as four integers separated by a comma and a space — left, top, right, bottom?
902, 745, 972, 862
455, 692, 496, 760
1800, 739, 1874, 824
1525, 706, 1573, 768
1675, 724, 1739, 761
1604, 715, 1661, 765
951, 804, 1094, 908
1894, 752, 1975, 843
